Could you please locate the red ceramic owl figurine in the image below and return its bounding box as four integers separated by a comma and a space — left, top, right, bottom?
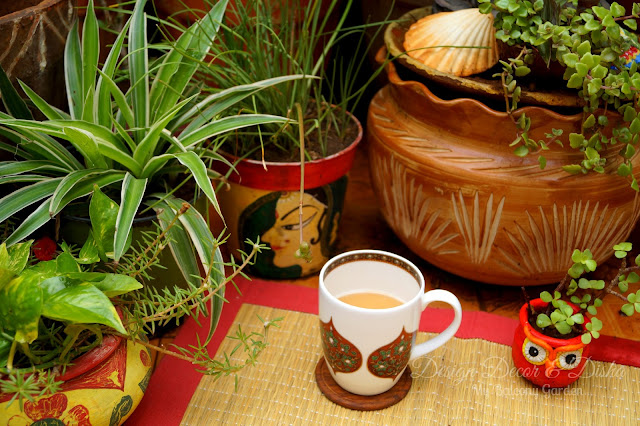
512, 299, 590, 388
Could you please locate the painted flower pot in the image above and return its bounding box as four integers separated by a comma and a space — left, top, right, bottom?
367, 48, 640, 286
0, 335, 152, 425
512, 299, 590, 388
0, 0, 76, 109
211, 114, 362, 279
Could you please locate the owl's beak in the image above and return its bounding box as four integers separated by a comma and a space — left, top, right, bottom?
544, 359, 556, 377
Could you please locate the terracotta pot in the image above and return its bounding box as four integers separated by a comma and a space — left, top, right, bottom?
211, 113, 362, 279
512, 299, 590, 388
0, 336, 152, 425
367, 48, 640, 286
0, 0, 76, 109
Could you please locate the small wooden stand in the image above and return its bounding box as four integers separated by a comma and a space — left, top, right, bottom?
314, 358, 412, 411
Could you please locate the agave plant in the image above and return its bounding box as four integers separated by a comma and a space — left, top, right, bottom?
0, 0, 298, 284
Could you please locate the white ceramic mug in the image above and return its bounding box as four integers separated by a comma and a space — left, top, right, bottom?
318, 250, 462, 396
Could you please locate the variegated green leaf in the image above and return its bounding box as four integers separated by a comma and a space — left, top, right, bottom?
0, 160, 67, 176
0, 64, 32, 120
161, 196, 225, 344
81, 0, 99, 122
42, 284, 126, 334
154, 202, 200, 288
176, 75, 307, 135
62, 127, 108, 169
0, 178, 61, 224
177, 114, 289, 150
114, 174, 148, 261
89, 185, 119, 261
150, 0, 228, 121
64, 20, 83, 120
0, 241, 33, 275
173, 151, 222, 221
95, 19, 131, 127
49, 169, 102, 216
128, 0, 149, 142
5, 199, 54, 247
18, 80, 68, 120
96, 68, 135, 128
133, 96, 194, 165
0, 271, 43, 343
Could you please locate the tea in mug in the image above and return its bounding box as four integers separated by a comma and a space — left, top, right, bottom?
338, 291, 404, 309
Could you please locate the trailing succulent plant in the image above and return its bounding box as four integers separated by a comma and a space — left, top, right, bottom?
478, 0, 640, 189
530, 242, 640, 344
0, 195, 278, 410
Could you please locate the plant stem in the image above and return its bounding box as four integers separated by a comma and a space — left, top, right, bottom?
141, 244, 260, 323
125, 203, 190, 279
130, 338, 196, 363
296, 103, 305, 247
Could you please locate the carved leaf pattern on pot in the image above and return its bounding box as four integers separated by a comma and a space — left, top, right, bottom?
370, 153, 458, 255
319, 318, 362, 373
451, 190, 505, 264
498, 194, 640, 276
367, 328, 413, 379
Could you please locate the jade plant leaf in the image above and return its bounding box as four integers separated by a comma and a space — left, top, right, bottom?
555, 321, 571, 334
622, 303, 635, 316
536, 313, 552, 328
41, 283, 126, 334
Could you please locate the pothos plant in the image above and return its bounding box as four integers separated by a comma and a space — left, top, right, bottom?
478, 0, 640, 190
531, 242, 640, 344
0, 187, 280, 411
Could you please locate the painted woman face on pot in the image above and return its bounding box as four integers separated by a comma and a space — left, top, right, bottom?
261, 191, 327, 275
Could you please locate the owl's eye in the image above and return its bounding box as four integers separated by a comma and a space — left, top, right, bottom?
523, 339, 547, 365
557, 349, 583, 370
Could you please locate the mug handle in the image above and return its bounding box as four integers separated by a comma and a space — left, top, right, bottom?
409, 289, 462, 361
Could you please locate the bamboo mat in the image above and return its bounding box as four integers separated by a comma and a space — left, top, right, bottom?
180, 304, 640, 425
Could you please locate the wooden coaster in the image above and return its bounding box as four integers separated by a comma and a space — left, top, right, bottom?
314, 358, 412, 411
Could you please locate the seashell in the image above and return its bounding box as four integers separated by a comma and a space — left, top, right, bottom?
403, 8, 499, 77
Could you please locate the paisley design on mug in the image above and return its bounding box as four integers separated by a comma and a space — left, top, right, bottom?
320, 318, 363, 373
367, 328, 413, 379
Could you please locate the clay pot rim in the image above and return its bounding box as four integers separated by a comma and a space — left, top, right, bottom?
519, 298, 590, 348
383, 6, 582, 109
215, 110, 363, 191
55, 334, 122, 382
378, 46, 585, 126
0, 0, 68, 23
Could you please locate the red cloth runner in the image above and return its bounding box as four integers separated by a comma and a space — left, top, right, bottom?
126, 277, 640, 425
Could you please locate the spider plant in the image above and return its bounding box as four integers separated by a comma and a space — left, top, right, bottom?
0, 0, 301, 275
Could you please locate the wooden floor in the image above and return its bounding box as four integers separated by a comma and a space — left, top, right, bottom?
150, 138, 640, 370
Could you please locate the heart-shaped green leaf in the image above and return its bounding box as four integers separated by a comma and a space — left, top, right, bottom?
41, 283, 126, 334
89, 185, 119, 261
0, 241, 33, 274
0, 271, 44, 343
